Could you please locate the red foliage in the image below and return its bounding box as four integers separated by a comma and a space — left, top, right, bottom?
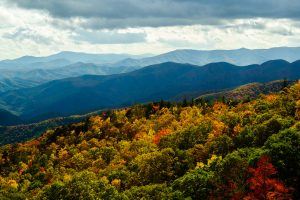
153, 129, 171, 145
244, 155, 291, 200
19, 169, 24, 175
229, 181, 244, 200
40, 167, 46, 173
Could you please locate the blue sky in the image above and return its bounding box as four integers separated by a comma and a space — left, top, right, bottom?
1, 0, 300, 59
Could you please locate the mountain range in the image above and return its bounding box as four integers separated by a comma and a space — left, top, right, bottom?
4, 47, 300, 71
0, 59, 299, 123
0, 51, 150, 69
112, 47, 300, 67
0, 63, 140, 92
0, 52, 148, 92
1, 47, 300, 93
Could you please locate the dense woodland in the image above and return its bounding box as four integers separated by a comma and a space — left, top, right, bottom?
1, 81, 300, 199
0, 110, 104, 146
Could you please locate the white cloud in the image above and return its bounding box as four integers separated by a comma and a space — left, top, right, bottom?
0, 1, 300, 60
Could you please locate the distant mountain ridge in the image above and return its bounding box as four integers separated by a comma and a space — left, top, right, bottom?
2, 47, 300, 70
1, 59, 300, 122
0, 62, 140, 92
113, 47, 300, 67
0, 51, 148, 92
0, 51, 147, 67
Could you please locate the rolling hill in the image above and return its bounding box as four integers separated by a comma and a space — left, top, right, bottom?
0, 63, 140, 92
1, 59, 300, 122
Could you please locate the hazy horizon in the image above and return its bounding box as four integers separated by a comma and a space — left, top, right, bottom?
2, 46, 300, 61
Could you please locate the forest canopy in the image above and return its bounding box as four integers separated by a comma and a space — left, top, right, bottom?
1, 81, 300, 199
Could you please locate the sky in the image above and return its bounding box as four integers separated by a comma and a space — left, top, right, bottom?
1, 0, 300, 59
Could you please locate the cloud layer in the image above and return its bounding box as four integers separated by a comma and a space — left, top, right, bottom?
7, 0, 300, 29
1, 0, 300, 59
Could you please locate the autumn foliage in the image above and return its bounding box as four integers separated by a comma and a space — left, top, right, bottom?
244, 156, 291, 200
0, 81, 300, 199
153, 129, 172, 145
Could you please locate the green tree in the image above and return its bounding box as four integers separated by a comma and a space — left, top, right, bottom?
172, 168, 213, 199
210, 135, 234, 157
122, 184, 183, 200
129, 148, 175, 185
39, 171, 119, 200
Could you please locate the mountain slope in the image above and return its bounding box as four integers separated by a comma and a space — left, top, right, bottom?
0, 109, 104, 145
113, 47, 300, 67
1, 59, 300, 121
172, 79, 294, 102
0, 78, 41, 93
0, 109, 23, 126
197, 80, 294, 101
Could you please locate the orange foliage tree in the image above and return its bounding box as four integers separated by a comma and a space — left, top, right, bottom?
153, 129, 172, 145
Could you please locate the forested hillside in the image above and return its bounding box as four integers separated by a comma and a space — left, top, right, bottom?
0, 109, 104, 146
198, 80, 294, 102
0, 80, 291, 146
1, 82, 300, 199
